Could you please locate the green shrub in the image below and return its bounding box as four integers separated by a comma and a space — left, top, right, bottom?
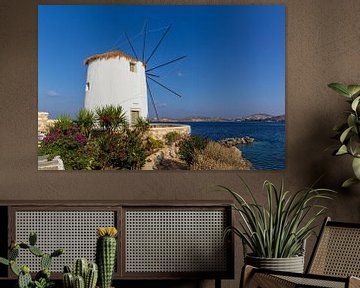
39, 126, 94, 170
39, 105, 151, 170
165, 131, 181, 145
191, 141, 251, 170
96, 105, 127, 131
75, 108, 95, 136
53, 114, 73, 132
178, 135, 208, 165
146, 137, 164, 151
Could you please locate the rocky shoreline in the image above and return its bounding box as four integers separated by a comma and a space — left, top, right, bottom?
218, 136, 254, 147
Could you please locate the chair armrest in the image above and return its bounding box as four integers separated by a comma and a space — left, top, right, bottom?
240, 265, 349, 288
240, 265, 296, 288
349, 276, 360, 288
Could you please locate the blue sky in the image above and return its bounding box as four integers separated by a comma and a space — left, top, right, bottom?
38, 5, 285, 119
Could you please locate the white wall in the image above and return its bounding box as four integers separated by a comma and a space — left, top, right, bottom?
84, 57, 148, 121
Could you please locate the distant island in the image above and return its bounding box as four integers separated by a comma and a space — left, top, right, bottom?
150, 113, 285, 123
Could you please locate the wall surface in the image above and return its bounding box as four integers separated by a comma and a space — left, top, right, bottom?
0, 1, 360, 287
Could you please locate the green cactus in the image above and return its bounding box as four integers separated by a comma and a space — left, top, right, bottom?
51, 248, 64, 258
35, 268, 51, 281
29, 245, 44, 257
0, 233, 63, 288
85, 263, 98, 288
74, 258, 88, 279
9, 246, 19, 260
29, 232, 37, 246
74, 275, 85, 288
10, 260, 20, 276
18, 269, 32, 288
41, 253, 52, 270
63, 265, 72, 273
96, 228, 117, 288
63, 259, 98, 288
19, 243, 30, 249
63, 272, 74, 288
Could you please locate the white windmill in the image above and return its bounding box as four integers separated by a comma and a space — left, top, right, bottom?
83, 24, 186, 124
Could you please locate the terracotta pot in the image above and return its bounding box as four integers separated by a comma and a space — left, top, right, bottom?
245, 254, 305, 273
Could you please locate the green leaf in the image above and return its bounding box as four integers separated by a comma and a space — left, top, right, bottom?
349, 135, 360, 156
340, 126, 352, 143
347, 85, 360, 97
342, 177, 360, 188
0, 257, 9, 266
352, 157, 360, 179
351, 96, 360, 111
347, 114, 356, 128
328, 83, 351, 97
336, 145, 348, 155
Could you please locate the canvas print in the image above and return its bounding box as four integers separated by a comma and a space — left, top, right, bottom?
38, 5, 285, 171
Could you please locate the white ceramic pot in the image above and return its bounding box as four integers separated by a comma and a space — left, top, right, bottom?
245, 254, 305, 273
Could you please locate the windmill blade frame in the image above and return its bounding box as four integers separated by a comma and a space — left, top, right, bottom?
147, 75, 183, 98
145, 25, 171, 64
146, 81, 159, 120
146, 55, 186, 73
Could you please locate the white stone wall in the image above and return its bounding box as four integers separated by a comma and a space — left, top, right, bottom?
147, 124, 191, 141
84, 57, 148, 121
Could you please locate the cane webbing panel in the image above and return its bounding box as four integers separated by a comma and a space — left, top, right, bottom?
125, 210, 227, 273
15, 211, 115, 272
309, 226, 360, 277
277, 275, 345, 288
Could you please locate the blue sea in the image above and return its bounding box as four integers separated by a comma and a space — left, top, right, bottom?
177, 121, 285, 170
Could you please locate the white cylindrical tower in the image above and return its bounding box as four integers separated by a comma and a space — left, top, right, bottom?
84, 51, 148, 124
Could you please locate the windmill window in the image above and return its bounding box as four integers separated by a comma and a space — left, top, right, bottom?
85, 82, 90, 91
129, 62, 137, 73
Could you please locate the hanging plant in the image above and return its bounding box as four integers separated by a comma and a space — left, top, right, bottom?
328, 83, 360, 187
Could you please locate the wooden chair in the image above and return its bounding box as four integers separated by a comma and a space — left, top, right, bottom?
241, 217, 360, 288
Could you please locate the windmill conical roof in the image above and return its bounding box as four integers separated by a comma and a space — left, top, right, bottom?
84, 50, 143, 65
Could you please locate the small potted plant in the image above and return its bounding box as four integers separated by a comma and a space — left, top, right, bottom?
0, 232, 63, 288
221, 179, 334, 273
328, 82, 360, 187
96, 227, 118, 288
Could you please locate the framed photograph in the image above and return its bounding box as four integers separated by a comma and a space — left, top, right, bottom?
38, 5, 285, 171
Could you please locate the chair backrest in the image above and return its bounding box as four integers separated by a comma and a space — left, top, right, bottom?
307, 217, 360, 277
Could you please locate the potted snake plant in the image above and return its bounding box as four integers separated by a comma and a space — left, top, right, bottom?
221, 179, 334, 273
328, 83, 360, 187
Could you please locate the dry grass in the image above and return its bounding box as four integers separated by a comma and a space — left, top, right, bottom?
84, 50, 143, 65
191, 142, 251, 170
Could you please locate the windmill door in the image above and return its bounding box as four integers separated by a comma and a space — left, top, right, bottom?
130, 110, 140, 125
